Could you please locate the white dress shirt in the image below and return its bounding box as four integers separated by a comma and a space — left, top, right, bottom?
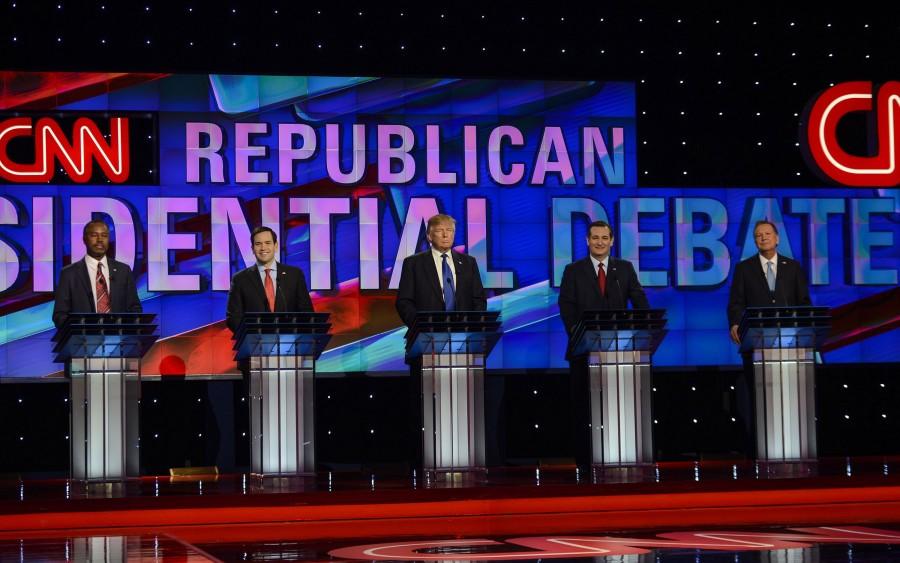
257, 261, 278, 297
431, 247, 457, 292
758, 252, 779, 279
84, 254, 111, 310
589, 254, 609, 278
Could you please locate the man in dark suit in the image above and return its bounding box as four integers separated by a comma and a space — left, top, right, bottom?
53, 219, 142, 329
557, 220, 649, 467
558, 220, 649, 336
727, 219, 812, 457
727, 220, 812, 344
225, 226, 314, 335
395, 214, 487, 327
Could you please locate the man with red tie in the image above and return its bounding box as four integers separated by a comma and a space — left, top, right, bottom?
557, 219, 649, 338
225, 226, 314, 336
52, 219, 142, 329
558, 220, 649, 467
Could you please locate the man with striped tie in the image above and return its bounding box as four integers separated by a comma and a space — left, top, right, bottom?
395, 214, 487, 328
52, 219, 142, 329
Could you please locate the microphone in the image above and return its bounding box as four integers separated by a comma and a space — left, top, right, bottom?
609, 266, 624, 308
275, 271, 287, 312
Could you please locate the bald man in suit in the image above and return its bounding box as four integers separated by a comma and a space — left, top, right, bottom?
53, 219, 142, 329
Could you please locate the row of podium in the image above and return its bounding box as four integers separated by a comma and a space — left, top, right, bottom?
54, 306, 831, 481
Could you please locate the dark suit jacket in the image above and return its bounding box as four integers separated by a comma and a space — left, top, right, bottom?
52, 258, 142, 329
395, 249, 487, 327
727, 254, 812, 327
558, 256, 650, 336
225, 263, 314, 335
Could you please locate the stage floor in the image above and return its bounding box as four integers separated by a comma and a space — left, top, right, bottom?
3, 458, 900, 561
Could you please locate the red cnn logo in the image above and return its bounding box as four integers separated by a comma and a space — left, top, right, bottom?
0, 116, 130, 183
805, 81, 900, 187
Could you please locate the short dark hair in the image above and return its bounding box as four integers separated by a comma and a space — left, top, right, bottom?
251, 226, 277, 245
82, 219, 110, 237
753, 219, 779, 236
586, 220, 614, 239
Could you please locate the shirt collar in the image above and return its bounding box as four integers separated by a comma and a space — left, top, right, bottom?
84, 254, 109, 270
589, 254, 610, 271
431, 246, 452, 260
758, 252, 779, 268
257, 261, 278, 274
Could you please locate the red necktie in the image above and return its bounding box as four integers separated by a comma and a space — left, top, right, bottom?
264, 268, 275, 312
96, 263, 111, 313
597, 262, 607, 296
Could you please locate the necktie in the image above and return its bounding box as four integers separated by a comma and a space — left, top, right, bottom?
441, 253, 455, 311
264, 268, 276, 312
597, 262, 607, 296
766, 261, 776, 292
96, 262, 111, 313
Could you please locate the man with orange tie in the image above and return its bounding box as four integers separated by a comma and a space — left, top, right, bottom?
53, 219, 142, 329
225, 226, 314, 336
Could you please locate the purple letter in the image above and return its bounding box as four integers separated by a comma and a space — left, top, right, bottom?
32, 196, 55, 292
532, 126, 575, 185
278, 123, 317, 184
583, 126, 624, 185
326, 123, 366, 184
288, 198, 351, 290
235, 122, 270, 184
426, 125, 457, 184
359, 197, 381, 290
377, 124, 415, 184
488, 126, 525, 185
0, 197, 20, 293
185, 122, 225, 183
388, 198, 441, 289
147, 198, 200, 291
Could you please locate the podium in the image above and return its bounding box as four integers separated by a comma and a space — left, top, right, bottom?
234, 312, 331, 476
738, 306, 831, 461
569, 309, 666, 466
406, 311, 501, 472
53, 313, 158, 481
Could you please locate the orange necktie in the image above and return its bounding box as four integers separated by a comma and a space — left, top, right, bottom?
264, 268, 275, 312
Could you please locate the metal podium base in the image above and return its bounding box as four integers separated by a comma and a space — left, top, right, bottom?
420, 353, 486, 472
249, 355, 316, 476
753, 347, 817, 461
69, 357, 141, 482
588, 350, 653, 466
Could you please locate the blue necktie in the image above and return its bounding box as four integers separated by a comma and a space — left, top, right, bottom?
766, 261, 776, 292
441, 253, 455, 311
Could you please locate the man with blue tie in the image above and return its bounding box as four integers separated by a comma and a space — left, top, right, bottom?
395, 214, 487, 327
727, 220, 812, 344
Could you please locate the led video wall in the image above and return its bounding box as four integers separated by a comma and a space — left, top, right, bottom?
0, 72, 897, 378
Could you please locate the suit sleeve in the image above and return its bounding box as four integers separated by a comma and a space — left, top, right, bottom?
395, 255, 418, 327
52, 268, 73, 330
295, 269, 314, 312
225, 272, 243, 335
727, 261, 746, 327
626, 263, 650, 309
558, 264, 578, 335
469, 256, 487, 312
123, 266, 142, 313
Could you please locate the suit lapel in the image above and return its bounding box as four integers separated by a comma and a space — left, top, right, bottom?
774, 258, 791, 295
450, 251, 466, 298
248, 266, 268, 303
76, 259, 96, 312
581, 257, 604, 300
424, 252, 443, 302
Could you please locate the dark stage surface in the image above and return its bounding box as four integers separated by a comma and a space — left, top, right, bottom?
4, 458, 900, 561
